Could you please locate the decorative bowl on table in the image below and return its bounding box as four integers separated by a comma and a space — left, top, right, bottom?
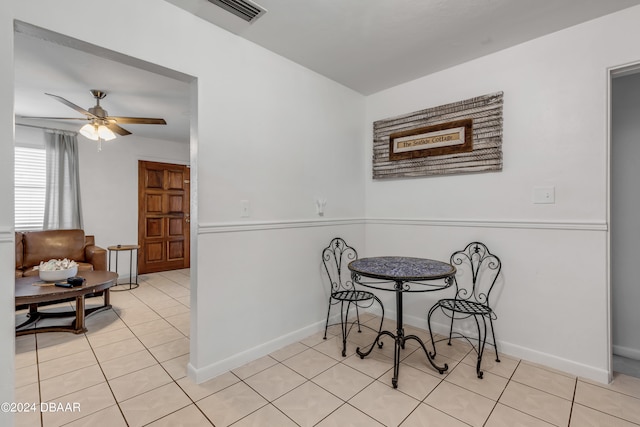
35, 259, 79, 282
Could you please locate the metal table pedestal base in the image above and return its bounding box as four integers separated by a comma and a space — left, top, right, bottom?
356, 282, 448, 388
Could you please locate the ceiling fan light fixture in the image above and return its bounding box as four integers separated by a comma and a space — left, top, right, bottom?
79, 123, 99, 141
79, 123, 116, 142
97, 125, 116, 141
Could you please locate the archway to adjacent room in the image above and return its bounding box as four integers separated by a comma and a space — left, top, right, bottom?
12, 20, 200, 378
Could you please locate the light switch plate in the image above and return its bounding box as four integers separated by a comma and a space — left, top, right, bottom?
533, 186, 555, 204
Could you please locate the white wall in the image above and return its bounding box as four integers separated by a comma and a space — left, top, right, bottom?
0, 1, 16, 415
363, 6, 640, 382
0, 2, 366, 416
193, 41, 367, 377
611, 72, 640, 360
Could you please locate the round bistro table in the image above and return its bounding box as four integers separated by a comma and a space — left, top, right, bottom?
348, 256, 456, 388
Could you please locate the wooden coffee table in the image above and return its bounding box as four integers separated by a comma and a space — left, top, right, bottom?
15, 270, 118, 336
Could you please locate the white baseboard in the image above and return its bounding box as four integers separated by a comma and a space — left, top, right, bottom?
613, 344, 640, 360
393, 310, 610, 384
499, 341, 610, 384
187, 318, 330, 384
189, 309, 611, 385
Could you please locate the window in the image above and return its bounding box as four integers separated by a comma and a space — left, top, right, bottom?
15, 146, 46, 231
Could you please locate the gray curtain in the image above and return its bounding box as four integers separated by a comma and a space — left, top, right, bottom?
43, 130, 84, 230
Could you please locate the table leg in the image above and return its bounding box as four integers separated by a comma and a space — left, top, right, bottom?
15, 304, 42, 330
129, 249, 133, 289
392, 283, 404, 388
16, 289, 113, 336
73, 296, 86, 334
404, 334, 449, 375
134, 248, 139, 287
357, 281, 449, 389
357, 282, 407, 388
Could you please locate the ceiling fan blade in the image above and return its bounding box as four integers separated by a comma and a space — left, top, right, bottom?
105, 122, 132, 136
17, 116, 90, 121
45, 93, 98, 119
107, 116, 167, 125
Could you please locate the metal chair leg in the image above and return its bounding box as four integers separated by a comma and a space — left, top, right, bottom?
355, 304, 362, 333
340, 301, 356, 357
471, 314, 487, 378
447, 309, 455, 346
488, 316, 500, 362
323, 297, 333, 339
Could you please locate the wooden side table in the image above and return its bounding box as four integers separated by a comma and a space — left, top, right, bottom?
108, 244, 140, 291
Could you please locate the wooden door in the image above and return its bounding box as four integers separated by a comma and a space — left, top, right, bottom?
138, 161, 190, 274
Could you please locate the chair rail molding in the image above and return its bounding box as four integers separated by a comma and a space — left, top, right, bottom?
0, 227, 13, 243
197, 217, 607, 234
198, 217, 365, 234
365, 217, 608, 231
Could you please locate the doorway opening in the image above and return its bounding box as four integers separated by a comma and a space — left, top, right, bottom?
13, 20, 200, 385
609, 62, 640, 379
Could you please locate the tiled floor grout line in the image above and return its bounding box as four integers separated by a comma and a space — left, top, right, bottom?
49, 275, 186, 426
142, 273, 216, 426
419, 345, 472, 427
568, 387, 640, 427
235, 374, 301, 426
132, 272, 215, 427
33, 271, 195, 427
81, 328, 131, 427
478, 358, 521, 427
33, 333, 44, 427
229, 332, 370, 426
108, 273, 202, 427
235, 344, 375, 427
258, 331, 433, 427
566, 377, 579, 427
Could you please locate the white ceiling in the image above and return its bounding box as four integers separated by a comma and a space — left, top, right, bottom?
167, 0, 640, 94
14, 0, 640, 143
14, 28, 192, 144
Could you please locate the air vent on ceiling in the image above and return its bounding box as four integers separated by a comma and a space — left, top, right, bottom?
207, 0, 267, 23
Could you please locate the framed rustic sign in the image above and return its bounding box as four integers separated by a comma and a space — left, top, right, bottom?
372, 92, 503, 179
389, 119, 473, 161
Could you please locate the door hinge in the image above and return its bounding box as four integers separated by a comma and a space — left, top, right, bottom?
184, 180, 190, 184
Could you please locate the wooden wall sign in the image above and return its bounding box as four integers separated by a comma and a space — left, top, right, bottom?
373, 92, 503, 179
389, 119, 473, 161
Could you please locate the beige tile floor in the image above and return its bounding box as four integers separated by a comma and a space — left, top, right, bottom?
14, 269, 640, 426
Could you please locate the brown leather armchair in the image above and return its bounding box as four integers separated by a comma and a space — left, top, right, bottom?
15, 229, 107, 278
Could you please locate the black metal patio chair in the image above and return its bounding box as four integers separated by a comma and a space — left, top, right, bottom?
322, 237, 384, 357
427, 241, 502, 378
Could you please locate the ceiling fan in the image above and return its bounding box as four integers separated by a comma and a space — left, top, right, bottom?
19, 89, 167, 140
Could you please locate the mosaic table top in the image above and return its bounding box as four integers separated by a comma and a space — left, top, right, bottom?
348, 256, 456, 281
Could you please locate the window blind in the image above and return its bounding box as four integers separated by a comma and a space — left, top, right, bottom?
15, 146, 46, 231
